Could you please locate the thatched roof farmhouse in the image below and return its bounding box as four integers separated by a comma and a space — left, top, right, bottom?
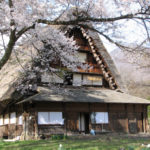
0, 21, 150, 140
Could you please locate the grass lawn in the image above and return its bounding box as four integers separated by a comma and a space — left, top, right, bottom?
0, 134, 150, 150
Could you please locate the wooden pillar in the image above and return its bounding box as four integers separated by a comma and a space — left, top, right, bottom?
34, 111, 39, 139
143, 105, 149, 133
142, 105, 146, 133
63, 102, 67, 135
125, 104, 129, 133
145, 105, 149, 133
15, 112, 18, 138
88, 103, 92, 131
107, 104, 111, 131
21, 111, 29, 140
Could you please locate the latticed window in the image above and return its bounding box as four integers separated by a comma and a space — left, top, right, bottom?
91, 112, 109, 124
18, 115, 23, 125
38, 112, 64, 125
0, 115, 3, 125
10, 112, 16, 124
4, 114, 9, 124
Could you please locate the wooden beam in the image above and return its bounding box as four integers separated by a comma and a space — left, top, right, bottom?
91, 49, 96, 53
97, 60, 103, 65
89, 41, 94, 46
88, 38, 92, 42
80, 26, 118, 90
85, 35, 90, 39
91, 46, 94, 49
96, 56, 100, 61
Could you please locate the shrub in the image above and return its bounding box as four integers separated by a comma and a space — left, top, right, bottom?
51, 134, 68, 140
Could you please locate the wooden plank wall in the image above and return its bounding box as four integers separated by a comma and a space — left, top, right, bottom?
35, 102, 148, 134
0, 102, 148, 139
73, 28, 103, 74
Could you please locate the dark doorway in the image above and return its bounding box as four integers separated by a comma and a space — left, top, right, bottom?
128, 114, 137, 134
84, 113, 90, 133
79, 113, 89, 134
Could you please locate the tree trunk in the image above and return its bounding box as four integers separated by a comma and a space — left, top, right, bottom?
0, 29, 16, 70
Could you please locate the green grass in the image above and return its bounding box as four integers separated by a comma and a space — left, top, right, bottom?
0, 134, 150, 150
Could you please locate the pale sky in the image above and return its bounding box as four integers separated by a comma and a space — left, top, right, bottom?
100, 19, 147, 53
0, 35, 8, 58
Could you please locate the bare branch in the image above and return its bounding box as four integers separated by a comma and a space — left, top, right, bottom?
142, 19, 150, 42
78, 24, 129, 50
54, 3, 70, 22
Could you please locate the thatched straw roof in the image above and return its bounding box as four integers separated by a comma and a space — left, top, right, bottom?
0, 46, 34, 103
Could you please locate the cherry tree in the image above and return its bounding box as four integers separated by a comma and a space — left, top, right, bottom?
15, 25, 86, 94
0, 0, 150, 70
0, 0, 150, 93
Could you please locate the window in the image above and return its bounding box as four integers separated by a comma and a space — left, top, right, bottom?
41, 73, 64, 83
49, 112, 64, 125
38, 112, 49, 124
73, 74, 82, 86
91, 112, 109, 124
4, 114, 9, 124
0, 115, 3, 125
83, 75, 102, 86
18, 115, 23, 125
73, 74, 102, 86
77, 52, 87, 63
38, 112, 64, 125
10, 112, 16, 124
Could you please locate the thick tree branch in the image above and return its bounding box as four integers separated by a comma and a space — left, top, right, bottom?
37, 12, 150, 26
0, 29, 16, 70
16, 24, 35, 39
37, 19, 78, 25
0, 0, 17, 70
0, 24, 36, 70
8, 0, 13, 7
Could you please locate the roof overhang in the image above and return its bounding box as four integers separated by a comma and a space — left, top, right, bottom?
17, 87, 150, 105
